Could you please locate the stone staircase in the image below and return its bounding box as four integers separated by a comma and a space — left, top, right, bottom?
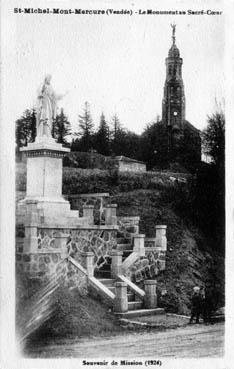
94, 229, 165, 318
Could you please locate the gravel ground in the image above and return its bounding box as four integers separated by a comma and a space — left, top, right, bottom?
23, 322, 224, 358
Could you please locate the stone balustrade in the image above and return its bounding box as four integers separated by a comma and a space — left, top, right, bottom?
67, 193, 110, 224
133, 234, 145, 256
144, 280, 157, 308
114, 282, 128, 313
117, 216, 140, 237
105, 204, 117, 225
82, 251, 94, 277
83, 205, 94, 225
155, 225, 167, 251
111, 250, 123, 278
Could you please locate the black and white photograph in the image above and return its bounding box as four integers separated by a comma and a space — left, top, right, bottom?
0, 0, 233, 367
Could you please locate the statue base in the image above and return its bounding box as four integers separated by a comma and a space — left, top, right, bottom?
19, 138, 81, 227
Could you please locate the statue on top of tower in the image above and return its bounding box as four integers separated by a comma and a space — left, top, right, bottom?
171, 23, 176, 45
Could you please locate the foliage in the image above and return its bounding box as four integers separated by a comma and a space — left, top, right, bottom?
141, 118, 168, 169
191, 163, 225, 254
202, 111, 225, 170
94, 113, 110, 155
110, 114, 125, 155
52, 108, 71, 145
72, 101, 94, 151
15, 109, 36, 154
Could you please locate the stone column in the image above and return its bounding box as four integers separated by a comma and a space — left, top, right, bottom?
133, 234, 145, 256
114, 282, 128, 313
83, 205, 94, 225
82, 252, 94, 277
111, 251, 123, 278
105, 204, 117, 225
155, 225, 167, 251
144, 280, 157, 309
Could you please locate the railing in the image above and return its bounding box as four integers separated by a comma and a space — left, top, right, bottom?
118, 274, 145, 300
68, 256, 115, 305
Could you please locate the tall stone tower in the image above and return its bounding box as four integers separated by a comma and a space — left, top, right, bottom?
162, 24, 186, 156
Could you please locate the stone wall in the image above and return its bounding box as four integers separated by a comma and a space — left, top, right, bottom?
117, 216, 140, 238
118, 161, 146, 173
125, 248, 166, 283
16, 249, 65, 279
16, 226, 118, 279
66, 228, 117, 271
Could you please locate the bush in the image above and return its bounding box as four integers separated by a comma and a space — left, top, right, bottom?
62, 168, 186, 195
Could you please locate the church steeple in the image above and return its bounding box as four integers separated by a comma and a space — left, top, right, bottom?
162, 24, 185, 130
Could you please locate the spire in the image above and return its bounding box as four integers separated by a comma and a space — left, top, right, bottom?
171, 23, 176, 45
162, 24, 185, 130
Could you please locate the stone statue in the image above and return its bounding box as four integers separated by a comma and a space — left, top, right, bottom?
171, 23, 176, 44
36, 75, 62, 138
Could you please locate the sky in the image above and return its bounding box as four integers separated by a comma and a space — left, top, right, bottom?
6, 0, 225, 134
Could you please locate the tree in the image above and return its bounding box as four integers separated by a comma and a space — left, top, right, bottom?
110, 114, 126, 155
140, 117, 168, 169
202, 111, 225, 171
73, 102, 94, 152
15, 108, 37, 154
94, 113, 110, 155
52, 108, 71, 145
120, 130, 141, 160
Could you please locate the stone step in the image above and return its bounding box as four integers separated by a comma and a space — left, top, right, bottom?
117, 237, 130, 245
127, 301, 143, 311
98, 263, 111, 270
108, 286, 116, 292
127, 293, 135, 302
116, 244, 133, 252
122, 250, 133, 257
98, 278, 115, 287
95, 271, 111, 279
115, 308, 165, 318
117, 231, 131, 239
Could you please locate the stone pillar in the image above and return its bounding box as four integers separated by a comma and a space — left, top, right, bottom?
111, 251, 123, 278
114, 282, 128, 313
155, 225, 167, 251
144, 280, 157, 309
54, 232, 69, 258
105, 204, 117, 225
82, 252, 94, 277
23, 200, 39, 253
133, 234, 145, 256
83, 205, 94, 225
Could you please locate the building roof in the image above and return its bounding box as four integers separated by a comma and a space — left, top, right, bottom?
115, 156, 146, 165
184, 120, 201, 134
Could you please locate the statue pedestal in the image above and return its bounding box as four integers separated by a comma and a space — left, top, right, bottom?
19, 138, 81, 227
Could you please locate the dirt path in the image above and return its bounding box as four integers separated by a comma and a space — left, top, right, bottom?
25, 322, 224, 358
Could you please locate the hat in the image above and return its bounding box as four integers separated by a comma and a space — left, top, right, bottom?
193, 286, 200, 292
